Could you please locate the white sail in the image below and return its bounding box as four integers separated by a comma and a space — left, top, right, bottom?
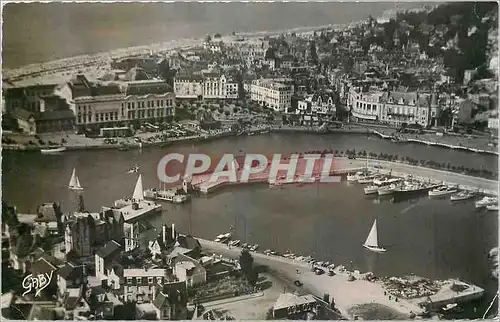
364, 220, 379, 247
69, 168, 84, 190
132, 174, 144, 201
69, 169, 77, 188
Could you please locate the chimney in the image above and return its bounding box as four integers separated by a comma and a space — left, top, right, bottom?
172, 223, 175, 240
163, 225, 166, 244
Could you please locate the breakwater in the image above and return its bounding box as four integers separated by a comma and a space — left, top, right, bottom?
372, 130, 498, 156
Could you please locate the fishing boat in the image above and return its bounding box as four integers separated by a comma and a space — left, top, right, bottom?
450, 191, 475, 201
428, 186, 458, 198
378, 184, 397, 196
373, 177, 401, 186
250, 244, 259, 251
486, 204, 499, 211
364, 185, 379, 195
68, 168, 83, 190
475, 196, 498, 209
41, 146, 66, 154
362, 220, 386, 253
357, 174, 375, 184
392, 182, 442, 202
346, 172, 361, 183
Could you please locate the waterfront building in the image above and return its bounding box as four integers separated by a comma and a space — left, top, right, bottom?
71, 75, 175, 132
291, 93, 336, 126
123, 268, 168, 302
272, 293, 318, 319
348, 87, 440, 127
4, 84, 59, 113
173, 72, 204, 99
152, 281, 188, 320
173, 71, 238, 100
172, 253, 207, 287
250, 78, 293, 112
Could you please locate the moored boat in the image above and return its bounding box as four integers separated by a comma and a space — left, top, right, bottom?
346, 172, 361, 183
428, 186, 458, 198
41, 146, 66, 154
373, 177, 401, 186
364, 185, 379, 195
357, 173, 375, 184
486, 204, 499, 211
378, 184, 397, 196
392, 182, 441, 201
475, 197, 498, 209
450, 191, 475, 202
249, 244, 259, 251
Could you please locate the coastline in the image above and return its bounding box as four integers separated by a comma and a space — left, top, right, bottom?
4, 23, 340, 75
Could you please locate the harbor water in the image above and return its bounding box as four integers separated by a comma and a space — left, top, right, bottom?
3, 133, 498, 314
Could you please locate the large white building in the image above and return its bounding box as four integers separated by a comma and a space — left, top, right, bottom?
348, 88, 440, 127
173, 72, 238, 100
71, 75, 175, 131
250, 78, 293, 112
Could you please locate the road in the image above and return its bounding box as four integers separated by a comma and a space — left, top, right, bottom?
199, 238, 424, 320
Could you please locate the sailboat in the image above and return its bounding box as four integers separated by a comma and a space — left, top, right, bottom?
362, 220, 386, 253
132, 174, 144, 201
68, 168, 83, 190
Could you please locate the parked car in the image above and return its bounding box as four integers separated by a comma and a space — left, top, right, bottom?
315, 268, 325, 275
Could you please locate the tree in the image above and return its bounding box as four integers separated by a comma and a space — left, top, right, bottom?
205, 35, 211, 43
214, 33, 222, 38
239, 249, 254, 276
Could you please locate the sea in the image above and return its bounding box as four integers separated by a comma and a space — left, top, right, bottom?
3, 2, 429, 68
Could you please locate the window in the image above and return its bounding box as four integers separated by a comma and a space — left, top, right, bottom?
136, 277, 142, 284
126, 277, 132, 284
148, 277, 153, 284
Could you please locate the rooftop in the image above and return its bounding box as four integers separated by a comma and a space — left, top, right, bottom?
116, 200, 162, 222
123, 268, 166, 277
96, 240, 122, 259
273, 293, 317, 311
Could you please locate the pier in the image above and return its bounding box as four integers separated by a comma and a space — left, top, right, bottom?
190, 155, 361, 194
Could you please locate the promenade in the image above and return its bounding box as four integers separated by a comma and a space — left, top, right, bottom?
198, 238, 424, 319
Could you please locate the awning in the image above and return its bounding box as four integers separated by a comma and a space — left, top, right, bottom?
352, 111, 377, 120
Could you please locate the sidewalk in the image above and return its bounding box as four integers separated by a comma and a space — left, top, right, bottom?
201, 292, 264, 308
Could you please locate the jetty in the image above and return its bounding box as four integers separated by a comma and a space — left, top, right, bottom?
191, 154, 358, 194
112, 174, 162, 223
